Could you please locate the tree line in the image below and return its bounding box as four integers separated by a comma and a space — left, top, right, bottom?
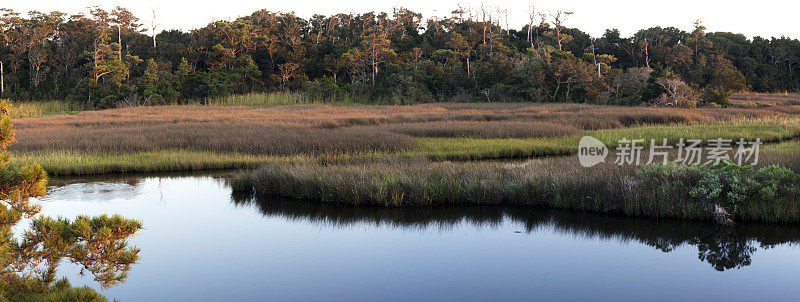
0, 6, 799, 108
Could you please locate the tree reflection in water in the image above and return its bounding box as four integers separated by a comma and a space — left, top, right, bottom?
233, 191, 800, 272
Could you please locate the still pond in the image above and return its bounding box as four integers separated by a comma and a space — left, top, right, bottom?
17, 173, 800, 301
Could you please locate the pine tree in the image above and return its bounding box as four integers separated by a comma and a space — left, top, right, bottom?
176, 57, 191, 78
361, 24, 396, 86
0, 99, 142, 299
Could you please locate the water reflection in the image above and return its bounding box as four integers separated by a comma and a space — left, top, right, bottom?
4, 185, 143, 298
28, 174, 800, 300
42, 181, 142, 202
233, 193, 800, 271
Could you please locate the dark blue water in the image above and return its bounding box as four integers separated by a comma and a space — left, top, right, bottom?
20, 174, 800, 301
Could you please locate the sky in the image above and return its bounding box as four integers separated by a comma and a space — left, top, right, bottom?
6, 0, 799, 39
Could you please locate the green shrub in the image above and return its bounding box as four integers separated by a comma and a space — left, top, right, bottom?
752, 165, 800, 200
689, 161, 754, 212
642, 161, 800, 220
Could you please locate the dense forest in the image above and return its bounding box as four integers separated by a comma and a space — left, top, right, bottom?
0, 6, 799, 108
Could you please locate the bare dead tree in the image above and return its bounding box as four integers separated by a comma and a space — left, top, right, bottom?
591, 37, 600, 77
453, 3, 466, 23
644, 38, 650, 68
480, 3, 488, 44
1, 61, 4, 96
527, 4, 536, 47
278, 63, 299, 91
466, 4, 475, 21
501, 8, 509, 36
550, 10, 573, 51
656, 77, 693, 106
150, 9, 157, 48
487, 10, 495, 54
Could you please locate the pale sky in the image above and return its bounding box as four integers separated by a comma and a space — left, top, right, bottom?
7, 0, 799, 39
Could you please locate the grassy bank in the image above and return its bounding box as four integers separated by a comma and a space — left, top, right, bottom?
232, 157, 800, 223
11, 150, 296, 176
10, 150, 393, 176
414, 118, 800, 160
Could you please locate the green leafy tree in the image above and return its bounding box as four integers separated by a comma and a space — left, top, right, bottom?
1, 6, 799, 105
139, 58, 165, 104
701, 54, 747, 105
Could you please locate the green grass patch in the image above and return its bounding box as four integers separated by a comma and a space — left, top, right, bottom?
206, 92, 317, 107
11, 149, 396, 176
413, 118, 800, 160
765, 139, 800, 152
9, 100, 83, 118
11, 149, 303, 176
205, 92, 377, 107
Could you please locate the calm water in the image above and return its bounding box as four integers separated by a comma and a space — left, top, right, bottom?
18, 173, 800, 301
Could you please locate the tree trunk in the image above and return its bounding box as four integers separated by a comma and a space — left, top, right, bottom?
118, 25, 123, 60
371, 44, 376, 86
591, 38, 600, 77
644, 38, 650, 68
553, 81, 561, 102
466, 56, 470, 78
151, 9, 158, 48
527, 25, 532, 47
556, 26, 562, 51
565, 82, 572, 101
0, 61, 4, 97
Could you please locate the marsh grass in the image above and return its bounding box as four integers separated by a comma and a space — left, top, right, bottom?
761, 140, 800, 172
9, 100, 82, 118
11, 94, 800, 174
206, 92, 318, 106
11, 150, 297, 175
414, 118, 800, 160
12, 101, 800, 158
380, 121, 581, 138
11, 150, 396, 176
232, 156, 638, 209
205, 92, 390, 106
233, 154, 800, 223
13, 124, 415, 155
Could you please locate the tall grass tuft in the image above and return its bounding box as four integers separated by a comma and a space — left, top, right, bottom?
205, 92, 385, 106
206, 92, 315, 106
9, 100, 82, 118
